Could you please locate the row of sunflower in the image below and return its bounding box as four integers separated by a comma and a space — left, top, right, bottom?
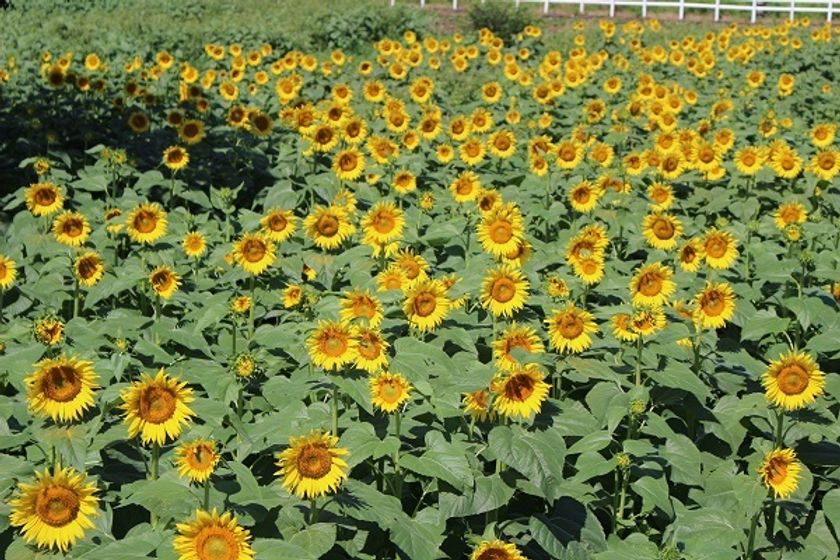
0, 15, 838, 560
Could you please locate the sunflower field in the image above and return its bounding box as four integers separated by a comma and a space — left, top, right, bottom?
1, 2, 840, 559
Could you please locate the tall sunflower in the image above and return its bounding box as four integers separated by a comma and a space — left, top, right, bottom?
703, 229, 738, 269
629, 262, 675, 307
163, 145, 189, 171
761, 351, 825, 411
9, 465, 99, 552
369, 371, 412, 413
232, 233, 276, 275
352, 327, 389, 373
332, 148, 366, 182
304, 206, 356, 250
362, 202, 404, 245
477, 203, 524, 258
463, 389, 494, 422
25, 182, 64, 216
120, 369, 196, 445
493, 323, 545, 372
403, 279, 451, 332
175, 439, 220, 484
52, 211, 91, 247
173, 509, 254, 560
481, 264, 529, 318
0, 254, 18, 290
492, 364, 550, 419
276, 431, 349, 498
545, 304, 597, 353
149, 266, 181, 300
26, 355, 98, 422
759, 448, 801, 499
339, 290, 383, 328
307, 321, 354, 370
73, 251, 104, 288
693, 282, 736, 329
260, 208, 297, 243
182, 231, 207, 258
642, 213, 683, 251
677, 238, 705, 272
126, 202, 168, 244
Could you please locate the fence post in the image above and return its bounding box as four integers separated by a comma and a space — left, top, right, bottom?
789, 0, 794, 20
544, 0, 550, 13
419, 0, 425, 7
829, 0, 834, 22
642, 0, 648, 18
390, 0, 395, 6
751, 0, 758, 23
580, 0, 585, 14
714, 0, 721, 21
453, 0, 458, 10
610, 0, 616, 17
678, 0, 685, 20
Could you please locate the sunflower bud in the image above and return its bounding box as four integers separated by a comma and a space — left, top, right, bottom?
714, 216, 729, 228
616, 453, 632, 470
629, 399, 646, 416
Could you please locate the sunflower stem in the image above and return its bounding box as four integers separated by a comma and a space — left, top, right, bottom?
766, 411, 785, 540
634, 336, 644, 387
248, 275, 256, 341
232, 321, 237, 356
745, 509, 760, 558
153, 296, 161, 346
0, 289, 4, 324
394, 408, 402, 499
331, 384, 339, 438
72, 277, 80, 318
617, 467, 629, 525
309, 497, 318, 525
203, 478, 210, 511
150, 442, 160, 527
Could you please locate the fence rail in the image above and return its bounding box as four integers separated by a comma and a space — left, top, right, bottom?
390, 0, 838, 22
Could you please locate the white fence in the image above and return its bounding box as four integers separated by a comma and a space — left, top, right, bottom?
390, 0, 838, 23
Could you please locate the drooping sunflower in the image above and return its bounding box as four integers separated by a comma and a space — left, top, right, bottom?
120, 369, 196, 446
149, 266, 181, 300
26, 355, 98, 422
369, 371, 412, 413
470, 539, 528, 560
232, 233, 276, 275
52, 211, 91, 247
362, 202, 404, 245
481, 264, 529, 318
492, 365, 550, 420
0, 254, 18, 290
332, 148, 366, 182
545, 304, 597, 353
761, 351, 825, 411
307, 321, 355, 370
642, 213, 683, 251
759, 448, 802, 499
493, 323, 545, 371
25, 182, 64, 216
33, 315, 64, 346
611, 313, 639, 342
677, 238, 705, 272
74, 251, 105, 288
463, 389, 494, 422
393, 248, 429, 284
352, 327, 389, 373
339, 290, 383, 328
629, 262, 675, 307
283, 284, 303, 308
9, 465, 99, 552
173, 509, 254, 560
163, 145, 189, 171
126, 202, 168, 244
403, 279, 451, 332
260, 208, 297, 243
182, 231, 207, 258
175, 439, 220, 483
276, 431, 349, 499
477, 203, 525, 258
304, 205, 356, 250
693, 282, 736, 330
703, 229, 738, 270
631, 306, 667, 337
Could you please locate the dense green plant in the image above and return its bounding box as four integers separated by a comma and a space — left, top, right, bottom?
311, 6, 427, 52
467, 1, 532, 43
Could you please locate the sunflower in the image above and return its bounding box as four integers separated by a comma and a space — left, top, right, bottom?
52, 211, 90, 247
393, 248, 429, 284
463, 390, 494, 422
477, 203, 524, 258
74, 251, 105, 288
126, 202, 168, 244
470, 539, 528, 560
182, 231, 207, 258
493, 323, 545, 372
260, 208, 296, 243
488, 130, 516, 158
173, 509, 254, 560
25, 182, 64, 216
773, 202, 807, 231
283, 284, 303, 308
693, 282, 736, 330
178, 119, 206, 145
392, 170, 417, 194
545, 304, 597, 353
26, 355, 98, 422
677, 238, 705, 272
642, 213, 683, 251
492, 364, 550, 419
9, 465, 98, 552
332, 148, 366, 182
0, 254, 18, 290
646, 182, 674, 211
304, 206, 356, 250
449, 170, 481, 203
307, 321, 354, 370
120, 369, 196, 446
339, 290, 383, 328
352, 327, 389, 373
808, 150, 840, 181
703, 229, 738, 270
163, 145, 189, 171
629, 262, 675, 307
175, 439, 220, 483
611, 313, 639, 342
631, 306, 667, 337
362, 202, 404, 245
34, 316, 64, 346
759, 448, 802, 499
232, 233, 276, 275
734, 146, 765, 175
230, 296, 252, 315
481, 265, 529, 318
369, 371, 412, 413
403, 279, 451, 332
149, 266, 181, 300
569, 180, 602, 213
276, 431, 349, 499
761, 351, 825, 411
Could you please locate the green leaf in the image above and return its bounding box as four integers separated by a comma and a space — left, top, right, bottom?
632, 476, 674, 517
288, 523, 336, 558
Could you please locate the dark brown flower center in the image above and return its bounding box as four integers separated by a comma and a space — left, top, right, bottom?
42, 364, 83, 402
296, 445, 332, 479
777, 365, 809, 395
36, 486, 80, 527
139, 385, 177, 424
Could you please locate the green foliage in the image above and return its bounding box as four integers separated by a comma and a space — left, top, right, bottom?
467, 1, 533, 42
311, 6, 427, 52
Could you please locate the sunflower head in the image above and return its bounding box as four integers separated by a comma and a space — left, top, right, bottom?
74, 251, 105, 288
175, 439, 220, 483
307, 321, 354, 371
369, 371, 412, 413
127, 202, 168, 244
232, 233, 277, 275
52, 211, 91, 247
493, 364, 550, 419
759, 448, 802, 499
120, 369, 195, 446
33, 315, 65, 346
26, 355, 98, 423
0, 254, 18, 290
149, 266, 181, 300
762, 351, 825, 411
470, 539, 528, 560
174, 509, 254, 560
163, 145, 189, 171
182, 231, 207, 258
276, 431, 349, 499
25, 182, 64, 216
